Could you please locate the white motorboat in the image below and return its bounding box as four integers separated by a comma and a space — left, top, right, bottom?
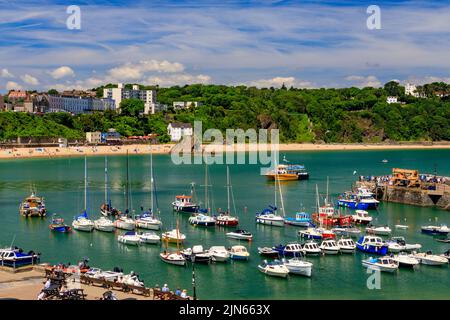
226, 230, 253, 241
189, 213, 216, 226
365, 225, 392, 236
421, 225, 450, 236
351, 210, 373, 224
439, 250, 450, 263
138, 232, 160, 244
161, 229, 186, 244
160, 252, 186, 266
395, 224, 409, 230
356, 187, 379, 209
282, 258, 313, 277
392, 252, 420, 268
301, 241, 322, 255
93, 216, 115, 232
337, 238, 356, 253
319, 239, 340, 255
72, 213, 95, 232
258, 260, 289, 278
229, 245, 250, 260
387, 237, 422, 253
85, 268, 123, 281
362, 256, 399, 273
118, 231, 141, 246
117, 272, 145, 287
181, 245, 211, 263
208, 246, 230, 262
411, 251, 448, 266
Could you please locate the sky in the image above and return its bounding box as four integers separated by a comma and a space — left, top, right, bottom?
1, 0, 450, 92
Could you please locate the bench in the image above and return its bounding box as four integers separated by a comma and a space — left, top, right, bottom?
122, 284, 151, 297
153, 289, 189, 300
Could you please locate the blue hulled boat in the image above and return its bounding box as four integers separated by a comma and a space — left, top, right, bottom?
273, 243, 304, 257
337, 192, 369, 210
0, 248, 40, 267
49, 215, 72, 233
356, 235, 388, 255
284, 212, 311, 227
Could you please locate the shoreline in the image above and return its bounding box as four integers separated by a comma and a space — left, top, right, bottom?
2, 142, 450, 160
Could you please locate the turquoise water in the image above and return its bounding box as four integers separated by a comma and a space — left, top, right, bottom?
0, 150, 449, 299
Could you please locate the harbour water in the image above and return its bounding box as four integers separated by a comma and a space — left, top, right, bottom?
0, 149, 449, 299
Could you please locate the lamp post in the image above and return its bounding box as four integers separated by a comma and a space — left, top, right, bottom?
192, 262, 197, 300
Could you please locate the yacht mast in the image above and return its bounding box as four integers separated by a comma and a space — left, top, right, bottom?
104, 156, 108, 205
84, 156, 87, 212
278, 175, 285, 217
226, 166, 230, 213
150, 148, 154, 213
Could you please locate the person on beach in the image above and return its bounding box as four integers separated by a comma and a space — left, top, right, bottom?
180, 289, 188, 298
162, 284, 169, 292
175, 288, 181, 296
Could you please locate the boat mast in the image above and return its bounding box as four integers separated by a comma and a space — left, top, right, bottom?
278, 174, 285, 217
226, 166, 230, 214
126, 151, 129, 212
325, 176, 329, 206
204, 164, 209, 213
315, 184, 320, 212
150, 147, 154, 213
84, 156, 87, 212
104, 156, 109, 206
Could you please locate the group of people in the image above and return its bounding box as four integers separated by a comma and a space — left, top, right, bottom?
155, 283, 189, 299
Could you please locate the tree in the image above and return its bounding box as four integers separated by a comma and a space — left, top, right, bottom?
119, 99, 144, 117
47, 89, 59, 95
383, 81, 404, 97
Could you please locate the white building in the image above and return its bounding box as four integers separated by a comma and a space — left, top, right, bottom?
48, 95, 115, 114
386, 96, 398, 104
86, 132, 102, 144
405, 83, 419, 97
173, 101, 202, 110
103, 83, 157, 114
167, 122, 193, 142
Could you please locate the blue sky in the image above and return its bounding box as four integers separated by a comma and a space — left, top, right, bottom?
1, 0, 450, 92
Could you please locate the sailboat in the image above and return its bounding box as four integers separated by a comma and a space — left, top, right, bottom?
255, 166, 285, 227
189, 164, 216, 227
216, 166, 239, 227
72, 157, 95, 232
100, 156, 118, 217
114, 151, 136, 231
135, 149, 162, 231
160, 219, 186, 266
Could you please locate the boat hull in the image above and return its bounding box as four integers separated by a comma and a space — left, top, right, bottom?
356, 243, 388, 255
362, 261, 398, 272
114, 221, 135, 231
136, 221, 161, 230
337, 200, 369, 210
173, 205, 199, 213
160, 254, 186, 266
284, 264, 312, 277
94, 224, 114, 232
230, 254, 249, 261
256, 217, 285, 227
49, 225, 71, 233
216, 219, 239, 227
226, 234, 252, 241
258, 266, 289, 278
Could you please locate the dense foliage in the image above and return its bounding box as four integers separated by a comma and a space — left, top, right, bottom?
2, 82, 450, 143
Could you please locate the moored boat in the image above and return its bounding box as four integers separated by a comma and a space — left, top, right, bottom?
337, 238, 356, 253
93, 216, 115, 232
161, 229, 186, 244
351, 210, 373, 224
365, 225, 392, 236
258, 260, 290, 278
355, 187, 379, 210
273, 243, 304, 257
49, 215, 72, 233
298, 228, 323, 240
0, 248, 40, 267
160, 251, 186, 266
332, 226, 361, 238
319, 239, 340, 255
114, 215, 136, 231
282, 257, 313, 277
256, 206, 285, 227
411, 251, 448, 266
181, 245, 211, 263
265, 164, 309, 181
118, 231, 141, 246
138, 232, 160, 244
229, 245, 250, 260
216, 166, 239, 227
258, 247, 280, 258
337, 192, 369, 210
392, 252, 420, 268
362, 256, 399, 272
19, 192, 46, 217
301, 241, 322, 255
189, 213, 216, 226
421, 225, 450, 236
226, 229, 253, 241
284, 212, 311, 227
72, 212, 95, 232
356, 235, 388, 255
208, 246, 230, 262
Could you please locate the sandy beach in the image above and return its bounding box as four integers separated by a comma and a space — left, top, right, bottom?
1, 142, 450, 160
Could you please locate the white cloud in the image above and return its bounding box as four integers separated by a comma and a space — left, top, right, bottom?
345, 75, 381, 88
145, 73, 211, 86
5, 81, 23, 90
247, 76, 313, 88
1, 68, 14, 78
108, 59, 185, 81
20, 74, 40, 85
49, 66, 75, 79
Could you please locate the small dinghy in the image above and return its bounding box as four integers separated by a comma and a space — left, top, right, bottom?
332, 226, 361, 238
365, 225, 392, 236
395, 224, 409, 230
138, 232, 160, 244
337, 238, 356, 253
258, 247, 280, 258
258, 260, 289, 278
282, 257, 313, 277
362, 256, 399, 273
49, 215, 72, 233
298, 228, 322, 240
208, 246, 230, 262
439, 250, 450, 263
386, 237, 422, 253
392, 252, 420, 268
319, 239, 340, 255
229, 245, 250, 260
226, 230, 253, 241
421, 225, 450, 236
411, 251, 448, 266
161, 229, 186, 244
301, 241, 322, 255
118, 231, 141, 246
